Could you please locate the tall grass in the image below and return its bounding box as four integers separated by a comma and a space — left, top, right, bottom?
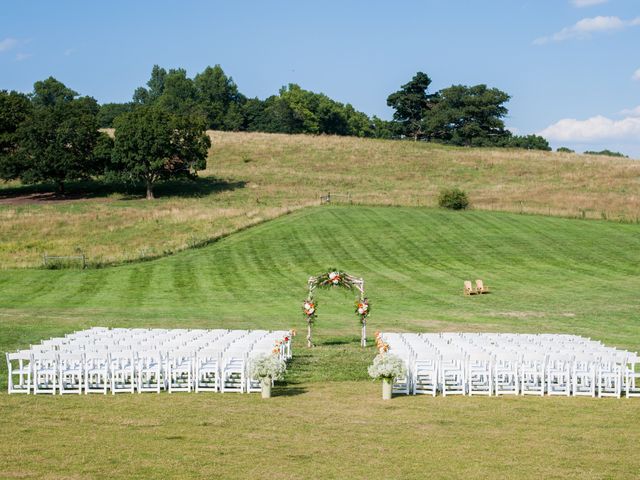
1, 131, 639, 268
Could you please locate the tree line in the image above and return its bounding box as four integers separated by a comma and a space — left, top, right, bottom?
99, 65, 549, 149
0, 77, 209, 198
0, 66, 552, 199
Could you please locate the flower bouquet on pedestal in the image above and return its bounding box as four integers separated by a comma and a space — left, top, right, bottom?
368, 353, 407, 400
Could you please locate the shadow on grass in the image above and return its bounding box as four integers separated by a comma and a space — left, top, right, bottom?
273, 383, 307, 397
0, 176, 246, 202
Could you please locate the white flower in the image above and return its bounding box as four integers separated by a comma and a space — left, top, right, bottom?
308, 307, 315, 314
368, 353, 407, 380
329, 272, 338, 280
332, 279, 339, 284
249, 353, 287, 380
304, 302, 311, 310
358, 307, 365, 314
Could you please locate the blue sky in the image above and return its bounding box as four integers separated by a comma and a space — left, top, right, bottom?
1, 0, 639, 156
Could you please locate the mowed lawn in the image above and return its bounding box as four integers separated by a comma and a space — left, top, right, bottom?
1, 206, 639, 479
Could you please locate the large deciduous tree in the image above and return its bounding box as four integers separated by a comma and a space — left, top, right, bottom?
386, 72, 437, 141
427, 84, 510, 146
111, 106, 211, 200
0, 90, 32, 180
13, 78, 101, 193
133, 65, 167, 105
194, 65, 245, 130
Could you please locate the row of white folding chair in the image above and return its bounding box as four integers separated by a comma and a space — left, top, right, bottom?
406, 349, 635, 397
9, 349, 229, 394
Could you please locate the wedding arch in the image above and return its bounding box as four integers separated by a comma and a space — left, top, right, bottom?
302, 269, 370, 348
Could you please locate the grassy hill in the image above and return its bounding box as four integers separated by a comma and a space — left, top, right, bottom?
2, 206, 639, 355
2, 207, 640, 478
1, 131, 639, 268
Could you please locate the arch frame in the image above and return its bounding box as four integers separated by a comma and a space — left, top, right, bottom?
302, 270, 370, 348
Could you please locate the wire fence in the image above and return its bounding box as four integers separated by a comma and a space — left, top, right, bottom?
319, 192, 640, 224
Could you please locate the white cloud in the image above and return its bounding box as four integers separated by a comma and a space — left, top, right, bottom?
15, 52, 33, 61
0, 37, 18, 52
539, 114, 640, 142
534, 16, 640, 44
633, 68, 640, 81
620, 105, 640, 117
571, 0, 609, 7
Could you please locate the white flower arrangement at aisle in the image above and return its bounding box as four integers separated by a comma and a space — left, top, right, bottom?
249, 353, 287, 381
367, 353, 407, 381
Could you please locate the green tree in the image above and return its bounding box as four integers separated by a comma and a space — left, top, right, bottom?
14, 79, 101, 193
31, 77, 78, 106
97, 102, 134, 128
156, 68, 199, 117
111, 106, 211, 199
386, 72, 436, 141
584, 149, 627, 158
92, 132, 115, 174
427, 84, 510, 146
194, 65, 245, 130
507, 134, 551, 151
0, 90, 32, 180
557, 147, 574, 153
133, 65, 167, 105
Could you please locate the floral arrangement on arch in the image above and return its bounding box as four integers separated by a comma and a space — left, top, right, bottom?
355, 297, 370, 323
302, 299, 317, 322
315, 269, 356, 290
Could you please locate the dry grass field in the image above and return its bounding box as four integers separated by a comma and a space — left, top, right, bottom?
1, 131, 639, 268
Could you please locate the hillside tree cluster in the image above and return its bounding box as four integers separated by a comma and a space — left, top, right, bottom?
0, 77, 210, 198
1, 66, 555, 196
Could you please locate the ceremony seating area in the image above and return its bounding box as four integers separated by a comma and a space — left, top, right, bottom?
378, 332, 640, 398
6, 327, 292, 395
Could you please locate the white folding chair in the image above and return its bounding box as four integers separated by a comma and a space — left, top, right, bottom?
84, 351, 110, 394
467, 353, 493, 396
547, 354, 572, 396
110, 352, 135, 394
58, 352, 84, 394
167, 350, 193, 393
195, 349, 221, 392
598, 354, 623, 398
494, 353, 519, 395
221, 352, 246, 393
6, 351, 32, 394
33, 352, 58, 395
572, 354, 597, 397
440, 352, 466, 396
136, 350, 163, 393
625, 354, 640, 398
413, 356, 438, 396
520, 354, 546, 396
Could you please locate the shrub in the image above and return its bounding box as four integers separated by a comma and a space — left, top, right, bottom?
557, 147, 574, 153
438, 187, 469, 210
